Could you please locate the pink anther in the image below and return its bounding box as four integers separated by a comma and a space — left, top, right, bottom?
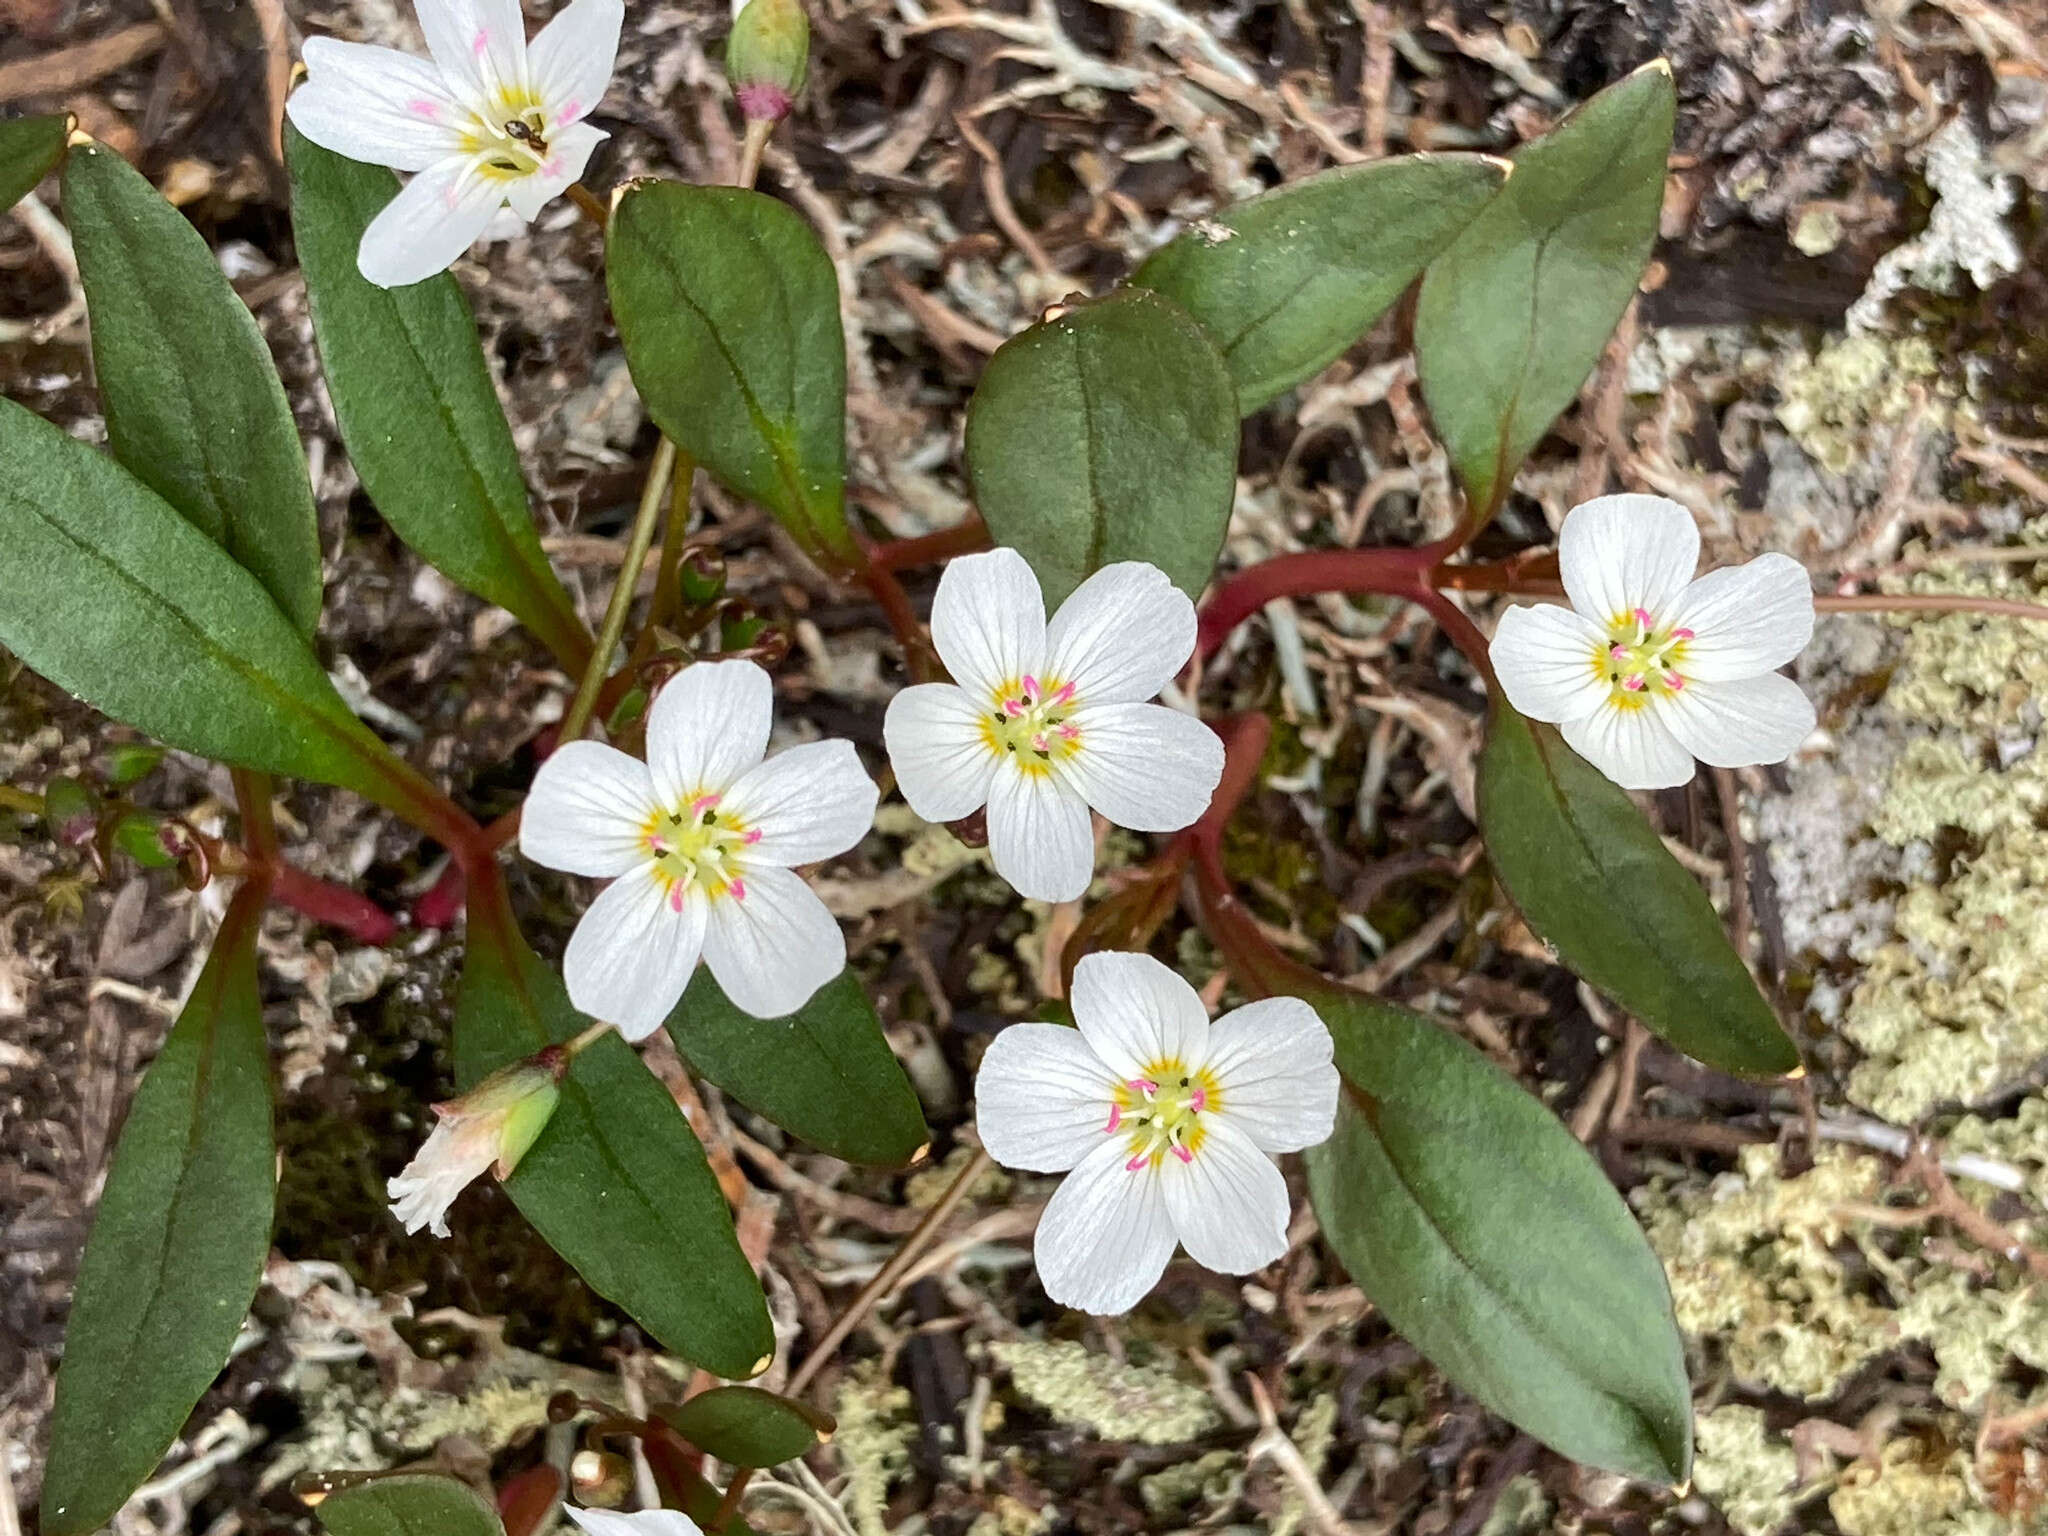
1030, 733, 1050, 752
689, 793, 722, 816
1633, 607, 1653, 628
648, 834, 671, 854
1622, 674, 1647, 692
1051, 682, 1076, 706
1125, 1153, 1150, 1172
1003, 698, 1025, 717
1666, 673, 1686, 691
1021, 674, 1040, 698
1672, 627, 1694, 640
1057, 724, 1080, 741
742, 828, 762, 845
1609, 644, 1629, 661
1104, 1105, 1122, 1133
668, 884, 685, 913
1172, 1145, 1193, 1164
1189, 1089, 1207, 1113
1128, 1078, 1158, 1094
729, 878, 747, 902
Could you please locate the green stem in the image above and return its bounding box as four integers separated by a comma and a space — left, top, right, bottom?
559, 437, 678, 745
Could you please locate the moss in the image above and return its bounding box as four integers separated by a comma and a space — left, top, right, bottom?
1138, 1450, 1241, 1518
987, 1339, 1219, 1446
831, 1361, 916, 1536
1477, 1473, 1551, 1536
904, 1143, 1009, 1208
1775, 334, 1942, 475
1692, 1407, 1803, 1536
1830, 1440, 2005, 1536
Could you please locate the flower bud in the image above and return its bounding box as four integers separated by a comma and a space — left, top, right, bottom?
387, 1050, 566, 1238
727, 0, 808, 123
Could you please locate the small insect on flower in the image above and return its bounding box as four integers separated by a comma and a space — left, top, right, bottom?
563, 1508, 703, 1536
520, 659, 879, 1034
883, 549, 1224, 904
387, 1048, 565, 1237
975, 952, 1338, 1315
1489, 494, 1817, 791
286, 0, 623, 287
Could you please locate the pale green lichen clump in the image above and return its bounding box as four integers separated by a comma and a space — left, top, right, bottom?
986, 1339, 1219, 1445
1691, 1407, 1801, 1536
832, 1362, 918, 1536
1775, 334, 1943, 475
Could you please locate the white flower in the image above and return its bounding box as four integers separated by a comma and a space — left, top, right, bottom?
564, 1509, 701, 1536
883, 550, 1224, 904
388, 1052, 562, 1237
975, 952, 1338, 1315
287, 0, 622, 287
520, 659, 878, 1035
1490, 494, 1817, 791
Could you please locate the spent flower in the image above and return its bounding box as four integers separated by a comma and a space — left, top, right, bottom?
1490, 494, 1817, 790
564, 1510, 702, 1536
387, 1047, 564, 1237
287, 0, 623, 287
975, 952, 1337, 1314
520, 658, 878, 1034
883, 549, 1223, 903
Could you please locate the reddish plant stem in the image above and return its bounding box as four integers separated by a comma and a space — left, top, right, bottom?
415, 808, 522, 929
865, 513, 991, 575
271, 863, 401, 945
1195, 544, 1441, 660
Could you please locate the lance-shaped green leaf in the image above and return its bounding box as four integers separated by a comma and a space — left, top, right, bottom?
965, 288, 1237, 606
456, 874, 774, 1378
1303, 989, 1692, 1484
41, 886, 275, 1536
608, 182, 853, 570
1, 113, 68, 214
316, 1475, 506, 1536
1416, 61, 1673, 522
65, 140, 322, 637
285, 127, 590, 671
667, 970, 928, 1168
664, 1385, 834, 1467
1477, 701, 1799, 1075
1133, 155, 1507, 413
0, 398, 422, 806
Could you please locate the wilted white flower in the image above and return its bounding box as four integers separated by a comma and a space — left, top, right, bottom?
1490, 494, 1816, 790
564, 1509, 702, 1536
883, 549, 1223, 904
287, 0, 622, 287
388, 1049, 563, 1237
975, 952, 1337, 1315
520, 659, 878, 1034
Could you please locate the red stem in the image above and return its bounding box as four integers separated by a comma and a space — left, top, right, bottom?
866, 514, 992, 575
271, 862, 400, 945
414, 808, 521, 929
1196, 545, 1439, 660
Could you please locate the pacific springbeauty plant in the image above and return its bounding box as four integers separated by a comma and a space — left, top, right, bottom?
11, 14, 1963, 1526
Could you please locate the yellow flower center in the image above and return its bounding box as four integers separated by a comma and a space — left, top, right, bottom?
979, 674, 1082, 775
1109, 1057, 1221, 1170
1591, 606, 1694, 709
644, 792, 758, 909
461, 90, 553, 180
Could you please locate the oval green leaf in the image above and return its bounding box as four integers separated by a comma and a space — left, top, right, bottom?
456, 873, 774, 1379
1132, 154, 1507, 413
1416, 61, 1673, 521
663, 1385, 834, 1468
1477, 701, 1799, 1075
284, 126, 590, 671
0, 397, 415, 805
65, 140, 322, 637
0, 113, 68, 214
1303, 989, 1692, 1484
317, 1475, 506, 1536
41, 887, 275, 1536
965, 288, 1238, 606
667, 969, 929, 1168
608, 182, 853, 570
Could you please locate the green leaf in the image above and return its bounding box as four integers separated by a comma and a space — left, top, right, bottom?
64, 141, 323, 637
41, 888, 275, 1535
455, 875, 774, 1378
0, 397, 414, 805
1477, 701, 1799, 1075
608, 182, 853, 569
1132, 155, 1507, 413
663, 1385, 834, 1467
1415, 61, 1673, 521
964, 288, 1238, 606
0, 113, 68, 214
1303, 989, 1691, 1484
316, 1475, 506, 1536
667, 969, 929, 1168
284, 126, 589, 671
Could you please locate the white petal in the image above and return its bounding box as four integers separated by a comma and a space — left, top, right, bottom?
519, 739, 657, 876
289, 40, 466, 171
985, 761, 1094, 903
387, 1116, 494, 1237
1663, 554, 1815, 682
527, 0, 620, 124
1200, 997, 1339, 1154
1069, 951, 1210, 1080
1033, 1136, 1179, 1314
646, 659, 773, 806
1559, 703, 1697, 791
502, 120, 607, 220
974, 1022, 1120, 1173
417, 0, 529, 102
355, 158, 503, 287
883, 682, 998, 823
724, 740, 877, 867
562, 864, 707, 1040
1558, 494, 1699, 627
1042, 562, 1197, 704
930, 548, 1047, 698
1055, 703, 1222, 832
1658, 673, 1816, 770
564, 1510, 704, 1536
1489, 603, 1609, 726
1162, 1117, 1290, 1275
700, 865, 845, 1018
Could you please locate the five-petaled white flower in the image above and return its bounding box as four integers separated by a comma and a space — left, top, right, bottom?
520, 659, 878, 1034
1490, 494, 1817, 791
883, 549, 1224, 904
564, 1509, 701, 1536
287, 0, 622, 288
975, 952, 1337, 1315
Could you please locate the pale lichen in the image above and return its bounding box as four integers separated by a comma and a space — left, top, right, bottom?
831, 1361, 917, 1536
986, 1339, 1219, 1446
1138, 1449, 1241, 1519
1692, 1406, 1803, 1536
1830, 1439, 2005, 1536
1776, 334, 1942, 475
1270, 1394, 1337, 1536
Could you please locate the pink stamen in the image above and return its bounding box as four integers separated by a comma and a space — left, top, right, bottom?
1030, 733, 1050, 752
1129, 1078, 1158, 1094
1672, 627, 1695, 640
1021, 674, 1040, 699
1189, 1089, 1207, 1112
1056, 724, 1080, 741
1125, 1154, 1150, 1172
1609, 644, 1629, 661
668, 884, 685, 913
648, 835, 671, 854
1666, 673, 1686, 691
1172, 1145, 1193, 1164
1633, 607, 1653, 628
1051, 682, 1076, 706
1104, 1105, 1122, 1133
742, 828, 762, 845
729, 878, 747, 902
1622, 674, 1647, 692
1003, 699, 1025, 717
689, 793, 722, 816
